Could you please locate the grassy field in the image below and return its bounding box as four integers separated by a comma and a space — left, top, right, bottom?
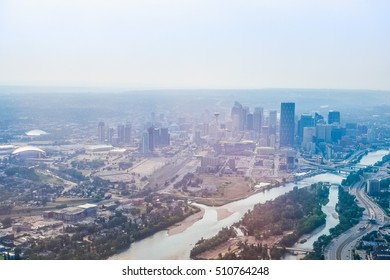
0, 255, 4, 260
36, 172, 64, 185
51, 197, 89, 207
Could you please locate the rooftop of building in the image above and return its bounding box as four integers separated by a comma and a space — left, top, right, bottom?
12, 146, 46, 155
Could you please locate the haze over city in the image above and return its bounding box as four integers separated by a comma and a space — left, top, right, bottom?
0, 1, 390, 262
1, 0, 390, 90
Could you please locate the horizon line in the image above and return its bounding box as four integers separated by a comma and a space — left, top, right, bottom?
0, 85, 389, 93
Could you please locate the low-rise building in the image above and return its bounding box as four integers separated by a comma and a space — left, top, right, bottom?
44, 203, 97, 222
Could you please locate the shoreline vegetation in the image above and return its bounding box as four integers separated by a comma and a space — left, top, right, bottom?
23, 204, 201, 260
21, 169, 325, 259
166, 170, 327, 239
168, 207, 205, 235
190, 182, 330, 260
304, 186, 364, 259
18, 169, 327, 260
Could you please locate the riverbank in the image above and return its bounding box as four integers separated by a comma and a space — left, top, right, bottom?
191, 170, 326, 207
190, 183, 330, 259
109, 173, 345, 260
196, 235, 283, 260
168, 207, 205, 235
108, 151, 386, 260
191, 180, 293, 207
167, 206, 233, 236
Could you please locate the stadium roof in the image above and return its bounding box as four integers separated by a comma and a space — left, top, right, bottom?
25, 130, 48, 136
86, 144, 113, 152
12, 146, 46, 155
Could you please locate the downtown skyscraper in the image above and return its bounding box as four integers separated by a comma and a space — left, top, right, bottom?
280, 102, 295, 147
98, 122, 105, 143
328, 111, 341, 124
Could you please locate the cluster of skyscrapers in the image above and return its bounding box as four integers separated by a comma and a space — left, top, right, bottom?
227, 101, 369, 159
97, 121, 171, 155
96, 100, 369, 161
231, 102, 269, 133
229, 102, 277, 146
98, 121, 132, 145
142, 126, 170, 154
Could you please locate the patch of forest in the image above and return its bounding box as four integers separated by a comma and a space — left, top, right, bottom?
304, 186, 364, 259
190, 183, 330, 259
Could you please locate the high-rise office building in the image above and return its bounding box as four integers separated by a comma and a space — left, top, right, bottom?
246, 113, 254, 131
117, 124, 125, 143
328, 111, 341, 124
302, 127, 316, 145
231, 101, 244, 131
316, 124, 334, 142
124, 122, 132, 144
153, 128, 160, 147
268, 110, 277, 135
147, 126, 170, 151
298, 114, 314, 141
147, 126, 155, 152
142, 132, 150, 154
243, 106, 250, 130
253, 107, 263, 134
107, 127, 114, 144
331, 127, 344, 143
280, 102, 295, 147
302, 127, 316, 153
314, 112, 324, 125
159, 127, 170, 146
98, 122, 105, 143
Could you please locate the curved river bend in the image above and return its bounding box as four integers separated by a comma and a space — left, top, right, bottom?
110, 150, 389, 260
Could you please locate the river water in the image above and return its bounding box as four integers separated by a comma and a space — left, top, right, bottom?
282, 183, 341, 260
284, 148, 390, 259
359, 149, 389, 166
110, 150, 389, 260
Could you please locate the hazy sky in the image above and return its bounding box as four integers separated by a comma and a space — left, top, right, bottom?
0, 0, 389, 90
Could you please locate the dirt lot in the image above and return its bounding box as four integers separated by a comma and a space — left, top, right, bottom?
130, 158, 169, 177
192, 175, 255, 206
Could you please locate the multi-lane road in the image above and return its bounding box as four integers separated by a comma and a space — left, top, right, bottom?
325, 178, 387, 260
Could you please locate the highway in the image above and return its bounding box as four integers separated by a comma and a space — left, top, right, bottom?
325, 178, 387, 260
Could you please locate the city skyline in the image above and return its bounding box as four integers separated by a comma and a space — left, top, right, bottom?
1, 0, 390, 264
0, 92, 389, 261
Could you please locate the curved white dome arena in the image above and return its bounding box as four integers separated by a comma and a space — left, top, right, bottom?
25, 130, 48, 137
12, 146, 46, 158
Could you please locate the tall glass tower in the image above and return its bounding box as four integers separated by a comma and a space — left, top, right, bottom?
328, 111, 341, 124
280, 102, 295, 147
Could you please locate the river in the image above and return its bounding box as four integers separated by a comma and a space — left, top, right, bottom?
284, 148, 390, 259
359, 149, 389, 166
110, 149, 389, 260
282, 183, 341, 260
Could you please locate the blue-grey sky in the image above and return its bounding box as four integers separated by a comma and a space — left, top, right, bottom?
0, 0, 389, 90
